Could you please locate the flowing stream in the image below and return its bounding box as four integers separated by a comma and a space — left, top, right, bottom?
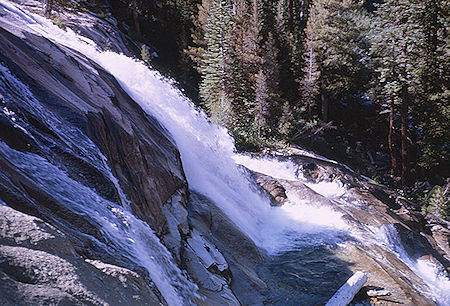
1, 1, 449, 304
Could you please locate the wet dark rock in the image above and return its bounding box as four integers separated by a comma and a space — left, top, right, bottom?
0, 8, 184, 235
187, 192, 267, 305
301, 162, 321, 182
252, 172, 287, 205
0, 5, 187, 304
370, 187, 401, 210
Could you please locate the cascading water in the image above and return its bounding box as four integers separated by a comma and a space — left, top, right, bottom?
0, 61, 198, 305
0, 0, 350, 253
1, 1, 449, 304
373, 224, 450, 305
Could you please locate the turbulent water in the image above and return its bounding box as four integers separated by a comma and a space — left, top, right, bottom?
1, 1, 450, 304
0, 58, 198, 305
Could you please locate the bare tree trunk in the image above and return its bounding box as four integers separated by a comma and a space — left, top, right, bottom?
388, 38, 398, 176
400, 42, 410, 185
388, 96, 398, 175
44, 0, 52, 17
132, 0, 141, 37
400, 84, 410, 184
320, 84, 328, 122
288, 0, 293, 33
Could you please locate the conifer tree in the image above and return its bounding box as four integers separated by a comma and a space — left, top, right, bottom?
371, 0, 424, 183
415, 0, 450, 173
198, 0, 234, 126
304, 0, 370, 122
254, 69, 269, 138
186, 0, 212, 68
227, 0, 257, 138
299, 9, 320, 120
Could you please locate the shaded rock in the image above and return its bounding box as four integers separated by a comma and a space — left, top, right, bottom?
251, 172, 287, 206
301, 162, 322, 182
0, 6, 186, 236
187, 192, 267, 305
162, 189, 190, 262
0, 205, 162, 306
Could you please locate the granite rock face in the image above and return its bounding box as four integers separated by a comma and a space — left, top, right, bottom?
0, 2, 186, 303
0, 206, 162, 306
248, 152, 448, 305
0, 19, 184, 236
0, 2, 244, 304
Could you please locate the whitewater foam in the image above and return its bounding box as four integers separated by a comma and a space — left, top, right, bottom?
372, 224, 450, 305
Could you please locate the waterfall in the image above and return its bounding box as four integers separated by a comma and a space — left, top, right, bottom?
0, 61, 198, 305
374, 224, 450, 306
0, 0, 349, 252
1, 1, 449, 304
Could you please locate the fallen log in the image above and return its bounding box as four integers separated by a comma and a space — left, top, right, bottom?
325, 271, 368, 306
366, 289, 391, 297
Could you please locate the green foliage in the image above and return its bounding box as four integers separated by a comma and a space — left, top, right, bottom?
370, 0, 449, 180
141, 45, 151, 64
198, 0, 234, 126
51, 17, 66, 30
115, 0, 448, 188
421, 185, 450, 221
306, 0, 371, 104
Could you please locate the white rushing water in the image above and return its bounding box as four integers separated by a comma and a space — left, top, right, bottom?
372, 224, 450, 305
0, 61, 198, 305
2, 0, 349, 252
1, 1, 449, 303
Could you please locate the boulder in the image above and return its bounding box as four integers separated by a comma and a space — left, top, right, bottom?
252, 172, 287, 206
0, 205, 162, 305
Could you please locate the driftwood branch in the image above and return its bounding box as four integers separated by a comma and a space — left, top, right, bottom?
325, 271, 368, 306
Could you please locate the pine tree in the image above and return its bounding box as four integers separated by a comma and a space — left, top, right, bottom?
186, 0, 212, 68
198, 0, 234, 126
254, 69, 269, 138
371, 0, 425, 183
299, 8, 320, 120
304, 0, 371, 122
227, 0, 257, 138
415, 0, 450, 172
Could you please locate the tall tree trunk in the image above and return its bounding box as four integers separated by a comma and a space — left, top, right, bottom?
44, 0, 52, 17
288, 0, 294, 33
132, 0, 141, 37
320, 81, 328, 122
400, 84, 410, 184
400, 40, 411, 184
389, 39, 398, 175
388, 96, 398, 175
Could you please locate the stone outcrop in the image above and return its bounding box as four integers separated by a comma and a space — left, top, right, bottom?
0, 2, 186, 303
0, 19, 185, 236
246, 152, 448, 305
186, 192, 267, 305
251, 172, 287, 205
0, 205, 162, 305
